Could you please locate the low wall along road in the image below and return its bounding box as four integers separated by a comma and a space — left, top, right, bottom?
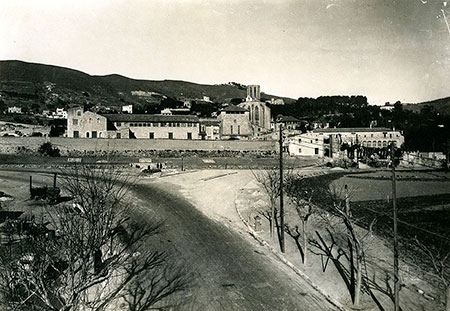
0, 137, 277, 155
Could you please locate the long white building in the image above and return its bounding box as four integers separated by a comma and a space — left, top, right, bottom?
288, 127, 404, 157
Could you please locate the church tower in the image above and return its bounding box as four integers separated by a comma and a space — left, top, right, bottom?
246, 85, 260, 101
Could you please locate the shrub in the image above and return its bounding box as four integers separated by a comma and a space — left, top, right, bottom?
38, 142, 60, 157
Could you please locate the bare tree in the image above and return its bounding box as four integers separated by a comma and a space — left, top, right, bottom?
252, 168, 292, 250
325, 182, 376, 308
416, 238, 450, 310
0, 163, 189, 311
284, 174, 318, 265
252, 169, 281, 239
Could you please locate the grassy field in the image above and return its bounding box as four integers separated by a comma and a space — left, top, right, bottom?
325, 171, 450, 280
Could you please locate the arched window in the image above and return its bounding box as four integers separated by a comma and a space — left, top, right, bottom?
378, 141, 382, 147
261, 106, 265, 128
254, 105, 260, 126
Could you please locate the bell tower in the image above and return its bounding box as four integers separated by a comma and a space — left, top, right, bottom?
246, 85, 260, 101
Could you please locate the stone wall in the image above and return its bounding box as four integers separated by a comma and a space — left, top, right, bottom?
0, 137, 277, 155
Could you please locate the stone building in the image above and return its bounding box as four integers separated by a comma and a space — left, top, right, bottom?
238, 85, 271, 134
217, 105, 252, 140
67, 106, 200, 140
199, 119, 220, 140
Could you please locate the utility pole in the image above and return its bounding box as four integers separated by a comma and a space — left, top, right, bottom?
279, 124, 285, 253
391, 142, 400, 311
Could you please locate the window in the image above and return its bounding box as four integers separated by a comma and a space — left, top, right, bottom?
231, 125, 234, 134
378, 141, 382, 147
116, 122, 121, 127
238, 125, 241, 134
77, 110, 81, 116
149, 132, 154, 139
72, 118, 78, 125
92, 131, 97, 138
86, 132, 90, 138
187, 132, 192, 140
116, 133, 121, 139
168, 132, 173, 139
73, 131, 79, 138
315, 148, 319, 155
98, 132, 102, 138
383, 141, 387, 147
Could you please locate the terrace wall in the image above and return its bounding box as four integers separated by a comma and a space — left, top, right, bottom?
0, 137, 277, 155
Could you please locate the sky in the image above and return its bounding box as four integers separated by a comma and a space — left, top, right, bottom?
1, 0, 449, 105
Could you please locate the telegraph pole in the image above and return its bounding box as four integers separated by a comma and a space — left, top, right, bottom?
279, 124, 285, 253
391, 142, 399, 311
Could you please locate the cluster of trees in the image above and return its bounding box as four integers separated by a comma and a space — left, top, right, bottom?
254, 170, 450, 310
0, 164, 189, 310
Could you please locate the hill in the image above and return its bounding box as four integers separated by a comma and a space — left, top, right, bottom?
404, 96, 450, 116
0, 60, 295, 110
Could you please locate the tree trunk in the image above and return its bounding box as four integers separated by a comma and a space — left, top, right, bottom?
446, 285, 450, 311
270, 202, 275, 238
302, 220, 308, 265
354, 249, 363, 307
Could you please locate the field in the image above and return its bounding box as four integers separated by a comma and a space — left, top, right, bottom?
328, 170, 450, 280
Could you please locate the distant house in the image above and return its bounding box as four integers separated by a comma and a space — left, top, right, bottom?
7, 106, 22, 114
122, 105, 133, 114
267, 98, 285, 105
55, 108, 67, 119
273, 115, 302, 131
380, 103, 395, 111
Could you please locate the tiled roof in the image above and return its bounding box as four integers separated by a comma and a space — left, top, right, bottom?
101, 114, 199, 123
222, 105, 248, 112
199, 118, 220, 126
314, 127, 393, 133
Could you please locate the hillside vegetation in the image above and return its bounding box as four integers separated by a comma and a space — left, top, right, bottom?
0, 60, 294, 107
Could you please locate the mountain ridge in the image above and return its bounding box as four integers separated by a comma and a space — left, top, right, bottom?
0, 60, 295, 104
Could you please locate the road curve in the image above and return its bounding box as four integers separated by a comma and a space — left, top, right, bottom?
131, 182, 337, 311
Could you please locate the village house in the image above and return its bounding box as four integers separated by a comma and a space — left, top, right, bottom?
7, 106, 22, 114
273, 115, 302, 132
199, 118, 220, 140
122, 105, 133, 114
